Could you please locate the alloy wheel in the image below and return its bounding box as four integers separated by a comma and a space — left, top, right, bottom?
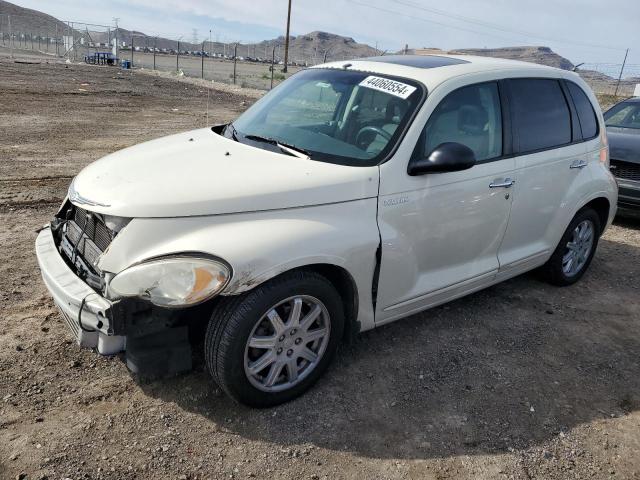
244, 295, 331, 393
562, 219, 595, 277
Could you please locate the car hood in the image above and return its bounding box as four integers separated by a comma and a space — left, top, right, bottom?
70, 128, 379, 217
607, 126, 640, 164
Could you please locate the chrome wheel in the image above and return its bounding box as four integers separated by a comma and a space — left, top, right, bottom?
562, 219, 595, 277
244, 295, 331, 393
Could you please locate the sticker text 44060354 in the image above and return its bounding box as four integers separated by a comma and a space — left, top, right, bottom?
359, 76, 417, 99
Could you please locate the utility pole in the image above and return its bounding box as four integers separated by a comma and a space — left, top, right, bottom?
283, 0, 292, 72
614, 48, 629, 97
201, 40, 205, 78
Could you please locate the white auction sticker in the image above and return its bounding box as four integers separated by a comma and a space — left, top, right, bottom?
359, 76, 417, 99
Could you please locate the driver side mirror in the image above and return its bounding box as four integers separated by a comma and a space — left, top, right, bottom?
408, 142, 476, 176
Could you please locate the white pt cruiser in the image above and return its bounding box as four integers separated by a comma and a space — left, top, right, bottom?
36, 55, 618, 407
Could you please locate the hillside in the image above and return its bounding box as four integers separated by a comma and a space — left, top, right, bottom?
252, 31, 380, 64
407, 46, 574, 70
0, 0, 68, 35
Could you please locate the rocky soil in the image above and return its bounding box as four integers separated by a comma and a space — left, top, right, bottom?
1, 56, 640, 480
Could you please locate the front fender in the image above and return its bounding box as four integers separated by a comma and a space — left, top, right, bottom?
98, 199, 380, 332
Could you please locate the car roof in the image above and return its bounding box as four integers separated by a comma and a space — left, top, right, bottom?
313, 54, 574, 92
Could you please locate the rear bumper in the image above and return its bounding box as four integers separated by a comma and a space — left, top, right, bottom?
35, 227, 125, 354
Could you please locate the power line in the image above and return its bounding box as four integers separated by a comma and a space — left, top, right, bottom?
389, 0, 625, 51
347, 0, 627, 52
346, 0, 540, 44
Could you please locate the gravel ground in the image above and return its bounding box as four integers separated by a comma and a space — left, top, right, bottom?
1, 56, 639, 480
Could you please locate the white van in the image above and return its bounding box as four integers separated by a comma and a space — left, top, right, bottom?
36, 55, 617, 406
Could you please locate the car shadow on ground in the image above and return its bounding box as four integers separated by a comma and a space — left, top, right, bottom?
140, 237, 640, 461
614, 214, 640, 230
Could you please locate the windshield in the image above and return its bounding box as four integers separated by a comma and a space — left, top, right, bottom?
604, 102, 640, 129
228, 68, 424, 166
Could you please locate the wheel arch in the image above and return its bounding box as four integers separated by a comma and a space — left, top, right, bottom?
579, 196, 610, 234
231, 263, 361, 343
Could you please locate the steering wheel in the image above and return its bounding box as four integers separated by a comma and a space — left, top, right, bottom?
355, 126, 392, 149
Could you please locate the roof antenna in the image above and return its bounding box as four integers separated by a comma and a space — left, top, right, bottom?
342, 63, 352, 69
572, 62, 584, 72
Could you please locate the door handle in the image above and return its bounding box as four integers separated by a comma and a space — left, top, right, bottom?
570, 159, 588, 169
489, 178, 515, 188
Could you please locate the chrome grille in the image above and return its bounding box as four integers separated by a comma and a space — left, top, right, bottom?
610, 160, 640, 182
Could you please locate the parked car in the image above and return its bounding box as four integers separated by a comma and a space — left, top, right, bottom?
604, 97, 640, 213
36, 55, 617, 407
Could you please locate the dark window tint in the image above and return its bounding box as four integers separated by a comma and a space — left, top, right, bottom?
420, 82, 503, 161
567, 82, 598, 139
510, 79, 571, 153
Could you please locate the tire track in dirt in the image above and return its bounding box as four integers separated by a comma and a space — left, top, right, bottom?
0, 175, 71, 208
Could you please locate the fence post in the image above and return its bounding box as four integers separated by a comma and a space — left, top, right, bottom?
8, 15, 12, 58
201, 41, 205, 78
271, 46, 275, 89
153, 37, 156, 70
131, 35, 134, 67
176, 40, 180, 72
55, 24, 58, 56
615, 49, 629, 97
233, 43, 238, 84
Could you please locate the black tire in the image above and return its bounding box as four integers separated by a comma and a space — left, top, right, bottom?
205, 270, 344, 407
539, 208, 601, 286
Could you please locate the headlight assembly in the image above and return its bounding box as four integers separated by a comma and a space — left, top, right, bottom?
109, 256, 231, 307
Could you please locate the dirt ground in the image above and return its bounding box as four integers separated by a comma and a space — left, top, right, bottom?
1, 56, 640, 480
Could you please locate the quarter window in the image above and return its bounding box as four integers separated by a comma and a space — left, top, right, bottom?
420, 82, 503, 162
566, 82, 599, 139
510, 79, 572, 153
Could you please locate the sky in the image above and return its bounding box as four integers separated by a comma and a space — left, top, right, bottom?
10, 0, 640, 70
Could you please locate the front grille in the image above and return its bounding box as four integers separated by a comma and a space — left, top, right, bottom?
610, 160, 640, 182
72, 206, 114, 252
56, 205, 119, 288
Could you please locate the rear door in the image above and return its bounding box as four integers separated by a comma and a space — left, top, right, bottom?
496, 78, 590, 277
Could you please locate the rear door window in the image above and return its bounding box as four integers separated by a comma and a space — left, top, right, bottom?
566, 82, 599, 139
510, 79, 572, 153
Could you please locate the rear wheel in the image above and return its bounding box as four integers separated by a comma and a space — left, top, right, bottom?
539, 208, 601, 286
205, 270, 344, 407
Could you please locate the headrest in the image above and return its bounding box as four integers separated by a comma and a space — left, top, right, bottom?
458, 104, 488, 135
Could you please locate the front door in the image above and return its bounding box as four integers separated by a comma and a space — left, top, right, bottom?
375, 81, 515, 324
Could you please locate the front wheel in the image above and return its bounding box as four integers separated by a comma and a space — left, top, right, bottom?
205, 270, 344, 407
539, 208, 601, 286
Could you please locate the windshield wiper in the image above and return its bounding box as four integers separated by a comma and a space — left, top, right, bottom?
243, 134, 311, 159
226, 123, 240, 142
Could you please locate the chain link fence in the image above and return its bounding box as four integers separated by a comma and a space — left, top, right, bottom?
1, 14, 638, 97
578, 63, 640, 97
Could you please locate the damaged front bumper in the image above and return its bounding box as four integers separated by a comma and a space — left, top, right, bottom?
36, 226, 195, 379
35, 226, 125, 354
36, 226, 194, 377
